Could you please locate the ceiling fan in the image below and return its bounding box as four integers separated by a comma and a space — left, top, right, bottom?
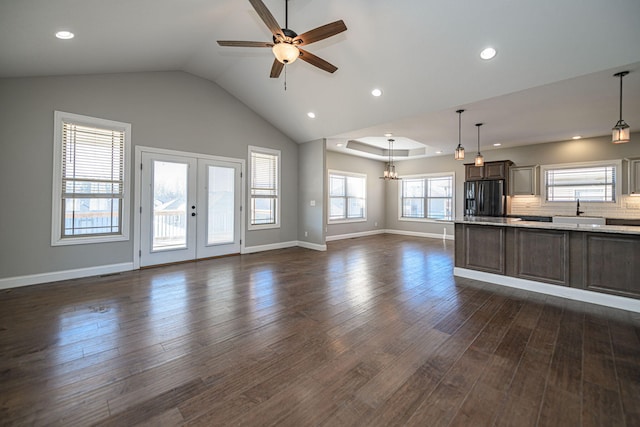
217, 0, 347, 78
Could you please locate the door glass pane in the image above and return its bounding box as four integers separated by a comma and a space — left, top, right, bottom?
152, 161, 188, 251
208, 166, 235, 245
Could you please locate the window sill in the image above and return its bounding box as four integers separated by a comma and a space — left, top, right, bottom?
398, 217, 453, 223
51, 234, 129, 246
328, 218, 367, 225
248, 223, 281, 231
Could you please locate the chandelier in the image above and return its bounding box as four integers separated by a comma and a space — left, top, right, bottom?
380, 138, 401, 180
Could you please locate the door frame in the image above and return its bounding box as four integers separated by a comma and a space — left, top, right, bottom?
133, 146, 245, 269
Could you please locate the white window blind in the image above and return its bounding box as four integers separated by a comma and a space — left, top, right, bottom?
400, 174, 453, 220
328, 171, 366, 221
545, 165, 616, 202
52, 111, 130, 246
250, 148, 279, 226
61, 122, 125, 236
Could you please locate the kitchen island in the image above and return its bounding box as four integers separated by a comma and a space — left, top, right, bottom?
454, 217, 640, 312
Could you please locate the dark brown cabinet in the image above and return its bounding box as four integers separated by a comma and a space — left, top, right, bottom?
464, 160, 513, 181
455, 222, 640, 300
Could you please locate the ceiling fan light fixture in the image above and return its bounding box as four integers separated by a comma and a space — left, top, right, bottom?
272, 42, 299, 64
612, 71, 630, 144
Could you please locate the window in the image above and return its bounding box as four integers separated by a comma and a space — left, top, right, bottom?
51, 111, 131, 245
400, 173, 454, 221
544, 163, 618, 202
249, 146, 280, 229
329, 171, 366, 222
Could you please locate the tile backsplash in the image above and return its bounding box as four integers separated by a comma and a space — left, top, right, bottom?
510, 195, 640, 219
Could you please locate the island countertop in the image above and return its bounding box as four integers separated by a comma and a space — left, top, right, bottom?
454, 216, 640, 235
454, 217, 640, 306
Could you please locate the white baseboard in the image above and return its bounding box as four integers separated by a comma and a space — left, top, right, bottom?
384, 229, 454, 241
325, 229, 385, 242
241, 240, 298, 254
297, 241, 327, 251
454, 267, 640, 313
0, 262, 134, 290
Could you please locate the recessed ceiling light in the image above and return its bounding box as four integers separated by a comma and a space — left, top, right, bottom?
384, 133, 393, 137
493, 143, 502, 146
55, 30, 74, 40
307, 112, 316, 119
572, 135, 582, 140
336, 143, 344, 147
480, 47, 497, 60
371, 88, 383, 97
436, 150, 443, 154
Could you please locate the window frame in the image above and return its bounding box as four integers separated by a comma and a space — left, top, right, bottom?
328, 170, 367, 223
541, 160, 622, 206
51, 111, 131, 246
248, 145, 281, 230
398, 172, 455, 222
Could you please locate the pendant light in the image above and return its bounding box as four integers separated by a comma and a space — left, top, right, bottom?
454, 109, 465, 160
380, 138, 401, 180
612, 71, 630, 144
474, 123, 484, 167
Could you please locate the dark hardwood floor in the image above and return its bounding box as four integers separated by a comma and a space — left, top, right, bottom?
1, 234, 639, 426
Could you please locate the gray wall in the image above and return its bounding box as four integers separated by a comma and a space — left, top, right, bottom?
330, 133, 640, 238
385, 154, 460, 238
484, 134, 640, 170
298, 139, 325, 245
326, 151, 385, 237
0, 71, 298, 279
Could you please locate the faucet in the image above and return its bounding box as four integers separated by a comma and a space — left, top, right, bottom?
576, 199, 584, 216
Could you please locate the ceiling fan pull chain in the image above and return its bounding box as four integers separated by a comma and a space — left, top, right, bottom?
284, 65, 287, 91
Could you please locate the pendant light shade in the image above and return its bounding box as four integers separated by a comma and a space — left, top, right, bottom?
380, 138, 401, 180
454, 109, 465, 160
612, 71, 630, 144
474, 123, 484, 167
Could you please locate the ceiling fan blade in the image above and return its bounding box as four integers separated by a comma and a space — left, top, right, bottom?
248, 0, 283, 37
217, 40, 274, 47
270, 58, 284, 78
298, 48, 338, 73
294, 20, 347, 46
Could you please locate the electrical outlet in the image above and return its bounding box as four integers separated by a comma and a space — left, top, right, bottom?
374, 222, 378, 227
304, 231, 308, 237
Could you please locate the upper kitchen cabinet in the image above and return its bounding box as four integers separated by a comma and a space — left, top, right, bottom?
509, 165, 539, 196
629, 159, 640, 195
465, 160, 513, 181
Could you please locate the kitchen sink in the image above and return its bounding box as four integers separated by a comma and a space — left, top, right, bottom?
552, 216, 606, 225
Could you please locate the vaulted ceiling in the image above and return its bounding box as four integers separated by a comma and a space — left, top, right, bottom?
1, 0, 639, 160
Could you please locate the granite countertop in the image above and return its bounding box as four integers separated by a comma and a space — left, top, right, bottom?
454, 216, 640, 235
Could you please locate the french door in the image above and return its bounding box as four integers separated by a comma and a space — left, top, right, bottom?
140, 151, 242, 267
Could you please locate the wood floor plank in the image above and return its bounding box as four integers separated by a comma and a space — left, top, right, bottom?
363, 292, 509, 427
547, 308, 584, 395
538, 384, 582, 427
404, 348, 490, 426
1, 234, 639, 426
581, 380, 625, 427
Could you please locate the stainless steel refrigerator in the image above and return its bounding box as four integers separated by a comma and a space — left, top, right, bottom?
464, 180, 505, 216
